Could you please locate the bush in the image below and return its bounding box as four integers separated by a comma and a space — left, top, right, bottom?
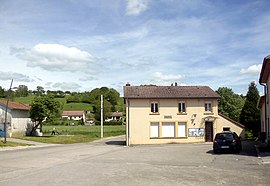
95, 121, 123, 126
245, 130, 254, 139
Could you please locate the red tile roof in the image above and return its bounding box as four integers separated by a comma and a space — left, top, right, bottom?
124, 86, 220, 99
0, 100, 30, 111
62, 110, 85, 116
259, 55, 270, 83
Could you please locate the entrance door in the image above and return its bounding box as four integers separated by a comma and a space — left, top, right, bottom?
205, 122, 213, 142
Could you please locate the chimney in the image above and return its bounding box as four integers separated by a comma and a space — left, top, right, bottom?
126, 82, 131, 86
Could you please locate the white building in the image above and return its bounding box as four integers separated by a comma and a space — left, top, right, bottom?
0, 100, 32, 137
61, 110, 86, 122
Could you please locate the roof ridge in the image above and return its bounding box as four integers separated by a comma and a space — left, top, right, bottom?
124, 86, 220, 99
218, 113, 245, 129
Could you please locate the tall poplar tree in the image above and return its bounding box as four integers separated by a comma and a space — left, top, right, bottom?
239, 81, 261, 136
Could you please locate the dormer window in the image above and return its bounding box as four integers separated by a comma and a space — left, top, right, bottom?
151, 102, 159, 113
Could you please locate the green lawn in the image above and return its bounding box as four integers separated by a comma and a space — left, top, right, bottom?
18, 125, 126, 144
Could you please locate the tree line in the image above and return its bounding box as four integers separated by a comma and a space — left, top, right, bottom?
0, 85, 74, 98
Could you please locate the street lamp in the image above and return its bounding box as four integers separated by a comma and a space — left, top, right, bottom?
4, 79, 16, 143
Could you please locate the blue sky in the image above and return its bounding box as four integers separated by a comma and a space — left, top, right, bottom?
0, 0, 269, 95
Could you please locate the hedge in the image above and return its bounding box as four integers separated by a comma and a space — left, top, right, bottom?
95, 121, 123, 126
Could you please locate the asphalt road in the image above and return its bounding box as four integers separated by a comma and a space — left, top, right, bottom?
0, 137, 269, 186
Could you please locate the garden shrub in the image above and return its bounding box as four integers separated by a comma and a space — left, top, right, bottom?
95, 121, 122, 126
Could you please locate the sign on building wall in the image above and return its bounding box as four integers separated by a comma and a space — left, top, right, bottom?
188, 128, 205, 137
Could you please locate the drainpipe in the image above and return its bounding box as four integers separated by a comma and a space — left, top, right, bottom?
260, 82, 268, 143
126, 98, 130, 146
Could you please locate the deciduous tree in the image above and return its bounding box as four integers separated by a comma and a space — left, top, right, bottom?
15, 85, 28, 97
216, 87, 244, 122
36, 86, 45, 96
0, 86, 5, 98
29, 95, 60, 136
93, 99, 112, 121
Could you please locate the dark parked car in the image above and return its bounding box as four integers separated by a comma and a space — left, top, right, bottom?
213, 132, 242, 153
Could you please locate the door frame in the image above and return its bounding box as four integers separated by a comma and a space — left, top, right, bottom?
205, 121, 213, 142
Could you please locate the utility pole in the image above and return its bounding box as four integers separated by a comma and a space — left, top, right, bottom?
100, 94, 103, 138
4, 79, 13, 143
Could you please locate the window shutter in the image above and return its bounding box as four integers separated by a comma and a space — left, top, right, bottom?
151, 103, 154, 112
155, 103, 158, 112
182, 102, 186, 112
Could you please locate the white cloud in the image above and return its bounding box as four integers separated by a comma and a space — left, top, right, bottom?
79, 76, 98, 81
12, 43, 99, 73
154, 72, 183, 82
126, 0, 149, 16
0, 71, 34, 82
240, 64, 262, 74
52, 82, 82, 91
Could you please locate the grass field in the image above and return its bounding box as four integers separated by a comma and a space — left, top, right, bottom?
18, 125, 126, 144
63, 102, 93, 111
13, 95, 36, 104
0, 141, 31, 147
13, 96, 93, 111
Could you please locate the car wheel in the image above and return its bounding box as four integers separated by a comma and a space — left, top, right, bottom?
213, 149, 218, 154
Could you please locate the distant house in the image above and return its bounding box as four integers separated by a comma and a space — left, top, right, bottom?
105, 112, 122, 122
258, 55, 270, 143
0, 100, 32, 137
85, 118, 95, 125
124, 84, 245, 146
61, 110, 86, 122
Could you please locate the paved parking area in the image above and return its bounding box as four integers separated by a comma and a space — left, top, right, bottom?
0, 137, 269, 186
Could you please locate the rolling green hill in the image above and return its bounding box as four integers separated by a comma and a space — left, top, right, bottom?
13, 95, 36, 104
63, 102, 93, 111
12, 96, 93, 111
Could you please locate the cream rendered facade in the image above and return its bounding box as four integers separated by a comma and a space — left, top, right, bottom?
258, 97, 266, 133
259, 55, 270, 143
126, 98, 244, 145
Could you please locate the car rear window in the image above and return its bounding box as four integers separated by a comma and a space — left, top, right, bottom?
215, 133, 234, 140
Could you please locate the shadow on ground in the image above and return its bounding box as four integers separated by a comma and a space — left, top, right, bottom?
105, 140, 126, 146
206, 140, 258, 157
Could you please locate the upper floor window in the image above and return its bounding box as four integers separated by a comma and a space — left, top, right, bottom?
205, 102, 212, 112
178, 101, 186, 113
151, 102, 159, 113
